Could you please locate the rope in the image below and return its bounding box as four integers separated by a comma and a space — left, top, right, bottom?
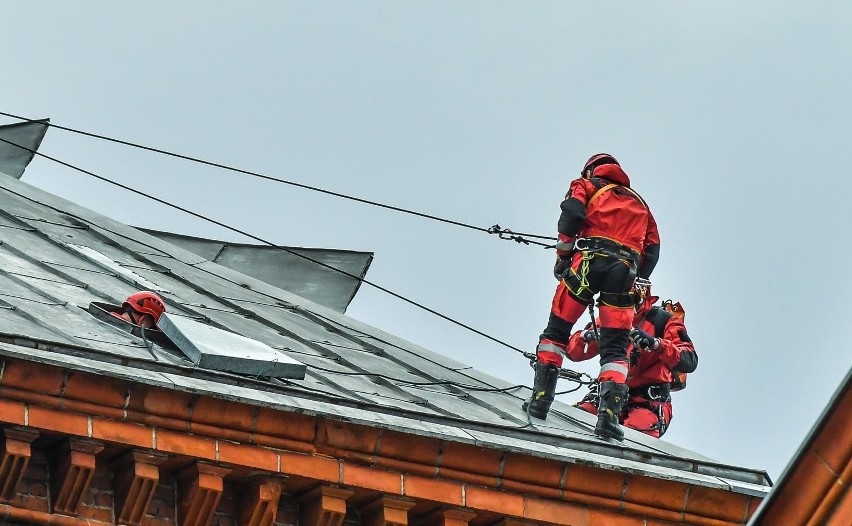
0, 135, 549, 363
0, 111, 556, 247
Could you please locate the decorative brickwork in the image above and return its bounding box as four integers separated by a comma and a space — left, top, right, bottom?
361, 495, 417, 526
10, 448, 49, 512
299, 485, 354, 526
0, 427, 39, 503
420, 508, 477, 526
177, 461, 231, 526
112, 449, 168, 525
50, 438, 104, 515
237, 476, 284, 526
0, 355, 767, 526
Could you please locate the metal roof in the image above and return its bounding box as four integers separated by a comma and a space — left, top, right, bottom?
138, 227, 373, 313
0, 120, 49, 179
0, 172, 772, 497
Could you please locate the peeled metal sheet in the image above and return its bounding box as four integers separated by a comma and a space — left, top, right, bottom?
140, 228, 372, 313
0, 120, 49, 179
157, 312, 306, 379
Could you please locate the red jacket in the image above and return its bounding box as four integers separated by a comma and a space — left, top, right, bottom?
565, 298, 696, 388
556, 164, 661, 278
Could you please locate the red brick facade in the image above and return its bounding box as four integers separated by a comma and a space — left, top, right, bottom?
0, 357, 761, 525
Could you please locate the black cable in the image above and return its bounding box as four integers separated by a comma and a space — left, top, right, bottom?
0, 111, 556, 245
303, 361, 529, 392
0, 136, 534, 358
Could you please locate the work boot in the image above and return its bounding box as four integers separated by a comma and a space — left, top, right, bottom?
595, 381, 629, 441
522, 362, 559, 419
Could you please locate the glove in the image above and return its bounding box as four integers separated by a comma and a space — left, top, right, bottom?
553, 256, 571, 280
630, 328, 660, 351
581, 329, 598, 342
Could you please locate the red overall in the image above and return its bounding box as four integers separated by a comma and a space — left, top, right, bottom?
538, 163, 661, 385
567, 296, 696, 437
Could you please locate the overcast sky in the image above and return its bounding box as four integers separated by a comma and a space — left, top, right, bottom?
4, 2, 851, 482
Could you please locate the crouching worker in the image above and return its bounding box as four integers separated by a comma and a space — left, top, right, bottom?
569, 279, 697, 438
110, 291, 167, 329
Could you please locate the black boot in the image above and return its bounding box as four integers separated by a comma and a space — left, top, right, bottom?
595, 381, 629, 441
522, 362, 559, 419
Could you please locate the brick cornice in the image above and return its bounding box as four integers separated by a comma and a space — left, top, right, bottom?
0, 356, 760, 525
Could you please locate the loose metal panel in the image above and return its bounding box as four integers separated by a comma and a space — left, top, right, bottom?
157, 312, 307, 379
141, 228, 372, 313
0, 120, 49, 179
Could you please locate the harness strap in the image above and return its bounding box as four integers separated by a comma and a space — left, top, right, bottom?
628, 383, 671, 401
574, 237, 641, 267
587, 183, 618, 207
587, 179, 649, 209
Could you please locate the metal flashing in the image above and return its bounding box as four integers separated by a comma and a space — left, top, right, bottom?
140, 228, 373, 313
157, 312, 307, 379
0, 119, 49, 179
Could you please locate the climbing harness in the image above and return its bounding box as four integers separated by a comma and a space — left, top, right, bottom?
573, 237, 640, 267
567, 249, 596, 299
629, 383, 671, 401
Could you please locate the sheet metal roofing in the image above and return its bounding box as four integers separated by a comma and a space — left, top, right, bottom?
0, 120, 49, 179
0, 173, 772, 498
139, 228, 373, 313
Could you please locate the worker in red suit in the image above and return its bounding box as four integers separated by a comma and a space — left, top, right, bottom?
110, 291, 167, 329
569, 280, 697, 438
523, 153, 661, 441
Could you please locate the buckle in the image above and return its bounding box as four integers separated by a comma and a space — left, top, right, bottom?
645, 384, 669, 400
573, 238, 590, 251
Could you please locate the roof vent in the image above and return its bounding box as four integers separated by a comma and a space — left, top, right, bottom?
157, 313, 306, 379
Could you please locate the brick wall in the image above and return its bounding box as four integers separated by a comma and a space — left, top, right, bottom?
10, 449, 49, 513
78, 460, 115, 523
274, 494, 300, 526
147, 471, 177, 526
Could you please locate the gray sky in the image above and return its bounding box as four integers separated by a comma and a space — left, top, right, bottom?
4, 2, 851, 482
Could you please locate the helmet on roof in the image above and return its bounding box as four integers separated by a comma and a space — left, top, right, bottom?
582, 153, 620, 173
122, 291, 166, 323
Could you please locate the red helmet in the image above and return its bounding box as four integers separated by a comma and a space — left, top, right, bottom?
582, 153, 620, 173
123, 291, 166, 323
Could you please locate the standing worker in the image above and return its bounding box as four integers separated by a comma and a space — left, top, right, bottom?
522, 153, 661, 441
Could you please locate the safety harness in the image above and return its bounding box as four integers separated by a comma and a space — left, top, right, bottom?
562, 179, 647, 305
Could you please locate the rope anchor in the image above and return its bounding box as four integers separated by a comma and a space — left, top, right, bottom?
524, 352, 593, 384
488, 224, 529, 244
488, 224, 557, 248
